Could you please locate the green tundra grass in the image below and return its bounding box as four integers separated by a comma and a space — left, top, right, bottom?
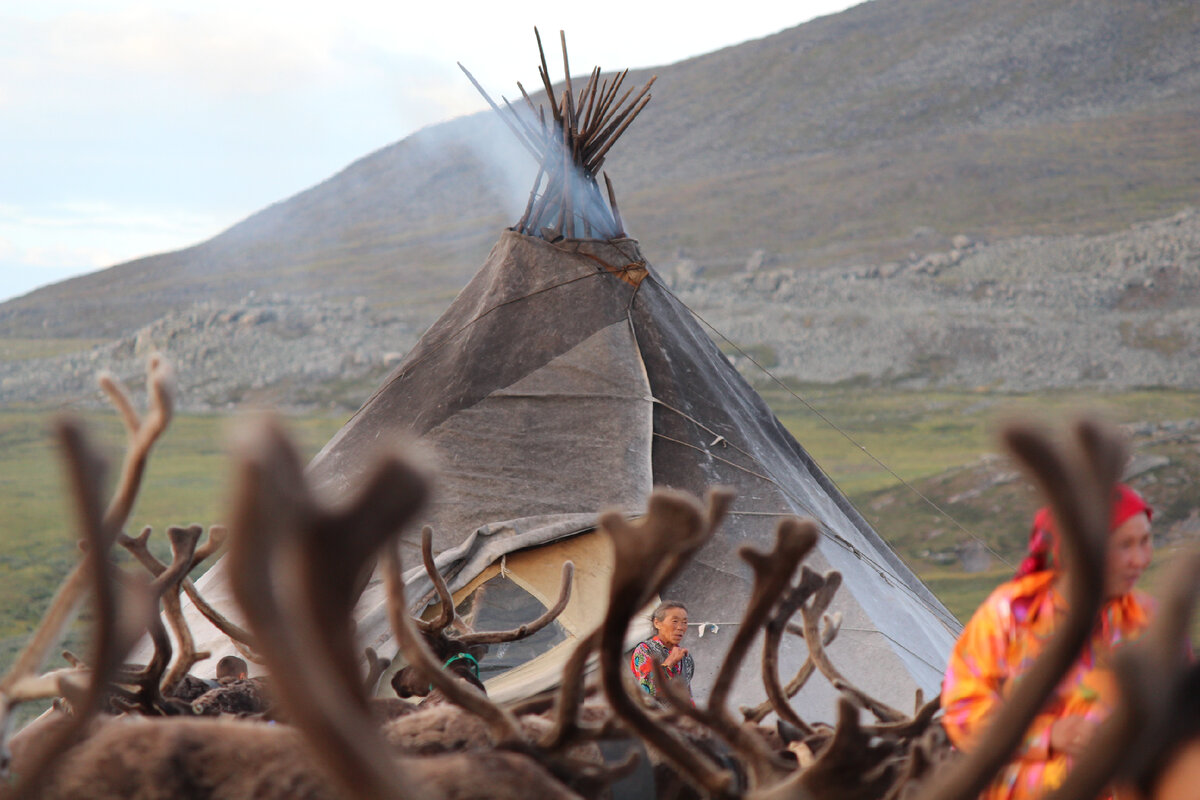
759, 382, 1200, 644
0, 407, 346, 675
1, 385, 1197, 677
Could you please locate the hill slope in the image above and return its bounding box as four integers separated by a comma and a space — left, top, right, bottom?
1, 0, 1198, 345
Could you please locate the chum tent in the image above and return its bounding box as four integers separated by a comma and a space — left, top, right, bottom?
165, 32, 961, 717
302, 230, 961, 713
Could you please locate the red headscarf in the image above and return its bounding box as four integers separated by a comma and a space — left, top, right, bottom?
1014, 483, 1152, 579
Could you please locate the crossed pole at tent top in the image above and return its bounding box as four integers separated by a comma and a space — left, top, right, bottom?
459, 28, 655, 241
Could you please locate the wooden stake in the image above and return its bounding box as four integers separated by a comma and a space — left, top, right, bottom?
580, 67, 602, 137
458, 62, 542, 162
534, 28, 562, 127
581, 75, 608, 140
561, 94, 574, 239
516, 162, 546, 233
586, 89, 653, 171
560, 30, 573, 115
605, 173, 625, 236
583, 81, 641, 154
587, 69, 629, 142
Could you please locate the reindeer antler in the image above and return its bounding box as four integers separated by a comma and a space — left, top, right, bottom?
713, 519, 818, 714
758, 567, 828, 735
595, 488, 738, 797
652, 518, 819, 790
790, 696, 903, 800
98, 354, 174, 533
798, 569, 907, 724
539, 628, 602, 750
544, 488, 732, 755
364, 647, 391, 696
406, 524, 576, 647
742, 608, 841, 726
0, 418, 154, 799
117, 523, 234, 694
114, 524, 203, 711
919, 417, 1124, 800
0, 358, 173, 706
456, 561, 575, 645
119, 520, 260, 673
414, 526, 457, 636
0, 357, 172, 789
382, 548, 526, 745
226, 415, 429, 800
1045, 547, 1200, 800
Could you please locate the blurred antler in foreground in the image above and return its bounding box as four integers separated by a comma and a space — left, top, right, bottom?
6, 357, 1200, 800
919, 417, 1128, 800
0, 419, 155, 799
226, 415, 429, 800
0, 355, 173, 793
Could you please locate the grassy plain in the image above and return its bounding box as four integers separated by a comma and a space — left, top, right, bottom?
0, 407, 346, 673
759, 382, 1200, 641
1, 385, 1197, 675
0, 338, 106, 361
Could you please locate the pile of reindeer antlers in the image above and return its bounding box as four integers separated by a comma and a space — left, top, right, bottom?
0, 353, 1196, 800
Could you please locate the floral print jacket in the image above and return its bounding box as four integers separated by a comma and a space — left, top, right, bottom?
940, 570, 1154, 800
630, 636, 694, 702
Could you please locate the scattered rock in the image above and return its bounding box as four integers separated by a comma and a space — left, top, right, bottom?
0, 293, 422, 413
957, 540, 993, 574
673, 259, 703, 282
1124, 454, 1170, 479
5, 207, 1200, 409
666, 206, 1200, 392
745, 249, 770, 272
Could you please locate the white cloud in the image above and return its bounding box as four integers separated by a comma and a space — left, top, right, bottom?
0, 201, 224, 300
2, 8, 340, 106
0, 0, 859, 304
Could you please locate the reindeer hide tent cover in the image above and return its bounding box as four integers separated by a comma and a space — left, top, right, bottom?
169, 228, 961, 717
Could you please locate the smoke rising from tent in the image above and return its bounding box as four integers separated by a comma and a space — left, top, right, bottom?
459, 28, 655, 242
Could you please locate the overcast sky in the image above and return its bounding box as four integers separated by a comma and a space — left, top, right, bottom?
0, 1, 859, 304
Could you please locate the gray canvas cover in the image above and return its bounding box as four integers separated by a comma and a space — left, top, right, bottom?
174, 230, 960, 717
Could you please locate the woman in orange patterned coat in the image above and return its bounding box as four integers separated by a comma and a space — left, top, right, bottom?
940, 484, 1155, 800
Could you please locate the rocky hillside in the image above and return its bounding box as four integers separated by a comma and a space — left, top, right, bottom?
0, 0, 1198, 347
3, 206, 1197, 412
675, 206, 1200, 391
0, 294, 423, 413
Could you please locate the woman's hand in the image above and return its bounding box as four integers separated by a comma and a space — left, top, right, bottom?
662, 644, 689, 670
1049, 715, 1098, 758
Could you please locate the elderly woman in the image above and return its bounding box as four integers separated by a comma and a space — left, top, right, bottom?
940, 483, 1155, 800
630, 601, 694, 703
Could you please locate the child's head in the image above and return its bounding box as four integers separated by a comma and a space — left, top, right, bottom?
216, 655, 249, 682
